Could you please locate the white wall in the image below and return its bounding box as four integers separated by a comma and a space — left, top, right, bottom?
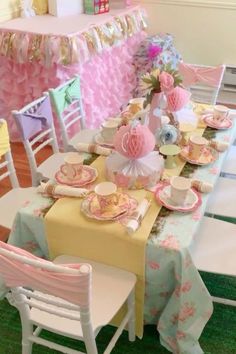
140, 0, 236, 66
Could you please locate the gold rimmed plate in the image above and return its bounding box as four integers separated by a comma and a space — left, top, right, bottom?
55, 166, 98, 187
202, 114, 233, 130
81, 192, 138, 221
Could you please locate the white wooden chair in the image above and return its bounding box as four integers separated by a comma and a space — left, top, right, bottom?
178, 63, 225, 105
221, 145, 236, 177
0, 120, 36, 229
190, 216, 236, 307
12, 95, 67, 186
0, 243, 136, 354
205, 176, 236, 220
49, 76, 99, 152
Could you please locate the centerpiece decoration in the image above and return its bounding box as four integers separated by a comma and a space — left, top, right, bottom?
105, 121, 164, 189
141, 65, 191, 141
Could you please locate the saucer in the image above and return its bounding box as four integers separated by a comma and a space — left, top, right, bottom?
81, 192, 138, 221
155, 183, 201, 212
202, 113, 232, 130
180, 145, 219, 165
94, 133, 114, 148
55, 165, 98, 187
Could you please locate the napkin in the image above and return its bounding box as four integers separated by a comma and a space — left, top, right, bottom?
209, 140, 229, 153
76, 143, 112, 156
37, 181, 88, 198
126, 198, 151, 234
190, 180, 213, 193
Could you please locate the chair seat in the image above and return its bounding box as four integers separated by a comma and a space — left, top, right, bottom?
205, 177, 236, 218
37, 152, 68, 181
221, 145, 236, 176
0, 187, 37, 229
30, 255, 136, 338
190, 217, 236, 276
70, 128, 100, 147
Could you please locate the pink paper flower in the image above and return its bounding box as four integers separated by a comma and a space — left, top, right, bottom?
148, 44, 162, 60
147, 260, 160, 270
160, 234, 180, 250
159, 71, 174, 93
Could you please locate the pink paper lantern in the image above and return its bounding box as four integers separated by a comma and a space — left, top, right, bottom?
114, 123, 155, 159
167, 86, 191, 112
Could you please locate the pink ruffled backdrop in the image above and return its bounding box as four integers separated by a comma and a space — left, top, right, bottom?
0, 31, 146, 142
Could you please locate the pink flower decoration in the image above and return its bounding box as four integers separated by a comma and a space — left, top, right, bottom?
176, 331, 186, 340
174, 281, 192, 297
209, 167, 219, 175
33, 209, 42, 217
147, 260, 160, 270
223, 135, 230, 142
148, 44, 162, 60
192, 209, 201, 221
22, 200, 30, 207
160, 234, 180, 250
159, 71, 174, 93
150, 307, 159, 316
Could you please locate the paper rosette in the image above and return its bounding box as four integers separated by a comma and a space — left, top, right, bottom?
105, 151, 164, 189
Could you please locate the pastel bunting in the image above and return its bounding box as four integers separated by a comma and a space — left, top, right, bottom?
0, 8, 147, 67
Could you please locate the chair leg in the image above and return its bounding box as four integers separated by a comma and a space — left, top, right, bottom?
127, 289, 136, 342
22, 340, 32, 354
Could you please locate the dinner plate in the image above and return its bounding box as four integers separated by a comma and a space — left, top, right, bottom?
81, 192, 138, 221
202, 114, 232, 130
180, 145, 218, 165
55, 165, 98, 187
155, 183, 201, 212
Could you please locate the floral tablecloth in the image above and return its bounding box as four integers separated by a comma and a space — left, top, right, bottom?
8, 111, 236, 354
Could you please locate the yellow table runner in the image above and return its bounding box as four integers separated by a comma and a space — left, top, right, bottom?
0, 120, 10, 157
45, 106, 206, 338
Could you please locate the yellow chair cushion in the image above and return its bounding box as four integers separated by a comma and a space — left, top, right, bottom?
33, 0, 48, 15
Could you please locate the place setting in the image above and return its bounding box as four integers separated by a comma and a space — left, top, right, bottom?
180, 134, 219, 165
94, 119, 119, 148
55, 152, 98, 187
81, 181, 138, 221
201, 104, 233, 130
155, 176, 202, 212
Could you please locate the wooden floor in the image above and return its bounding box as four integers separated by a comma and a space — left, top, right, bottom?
0, 143, 51, 241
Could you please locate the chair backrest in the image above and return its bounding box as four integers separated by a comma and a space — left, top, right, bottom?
0, 119, 19, 188
0, 242, 95, 353
12, 94, 59, 186
49, 76, 85, 152
178, 62, 225, 105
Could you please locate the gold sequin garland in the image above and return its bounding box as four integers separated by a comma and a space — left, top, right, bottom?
0, 8, 147, 65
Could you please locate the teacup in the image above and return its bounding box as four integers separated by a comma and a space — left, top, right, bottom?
213, 105, 229, 123
128, 98, 145, 114
94, 182, 120, 212
101, 120, 119, 143
60, 152, 84, 180
188, 135, 208, 160
170, 176, 191, 206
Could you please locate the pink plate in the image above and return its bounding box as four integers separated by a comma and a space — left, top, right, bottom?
81, 192, 138, 221
155, 182, 201, 212
55, 165, 98, 187
202, 114, 232, 130
180, 145, 218, 166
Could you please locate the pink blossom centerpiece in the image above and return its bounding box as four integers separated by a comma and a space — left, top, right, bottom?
141, 65, 191, 134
